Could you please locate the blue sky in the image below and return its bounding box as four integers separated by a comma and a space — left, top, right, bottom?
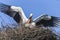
0, 0, 60, 36
0, 0, 60, 18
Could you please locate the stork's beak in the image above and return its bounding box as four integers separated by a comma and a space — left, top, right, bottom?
29, 13, 33, 17
26, 13, 33, 23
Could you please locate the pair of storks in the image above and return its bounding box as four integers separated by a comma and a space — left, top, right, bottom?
0, 3, 60, 28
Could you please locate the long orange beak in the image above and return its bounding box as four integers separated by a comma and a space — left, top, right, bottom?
26, 14, 33, 23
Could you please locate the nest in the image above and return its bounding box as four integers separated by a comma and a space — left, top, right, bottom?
0, 26, 57, 40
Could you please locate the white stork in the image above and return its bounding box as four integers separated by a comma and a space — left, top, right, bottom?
0, 3, 60, 28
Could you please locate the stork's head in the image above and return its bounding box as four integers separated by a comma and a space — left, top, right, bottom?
41, 14, 51, 20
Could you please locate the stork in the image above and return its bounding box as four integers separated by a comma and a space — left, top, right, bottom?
0, 3, 60, 28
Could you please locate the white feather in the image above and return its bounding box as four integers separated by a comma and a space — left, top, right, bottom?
11, 6, 28, 23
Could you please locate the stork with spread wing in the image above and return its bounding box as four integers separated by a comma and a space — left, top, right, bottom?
0, 3, 60, 28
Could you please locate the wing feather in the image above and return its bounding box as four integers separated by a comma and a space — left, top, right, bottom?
0, 3, 10, 13
34, 15, 60, 27
52, 16, 60, 27
0, 3, 21, 23
0, 3, 17, 17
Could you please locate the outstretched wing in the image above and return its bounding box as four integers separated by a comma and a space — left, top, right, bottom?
0, 3, 17, 17
51, 16, 60, 27
0, 3, 21, 23
33, 14, 60, 27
